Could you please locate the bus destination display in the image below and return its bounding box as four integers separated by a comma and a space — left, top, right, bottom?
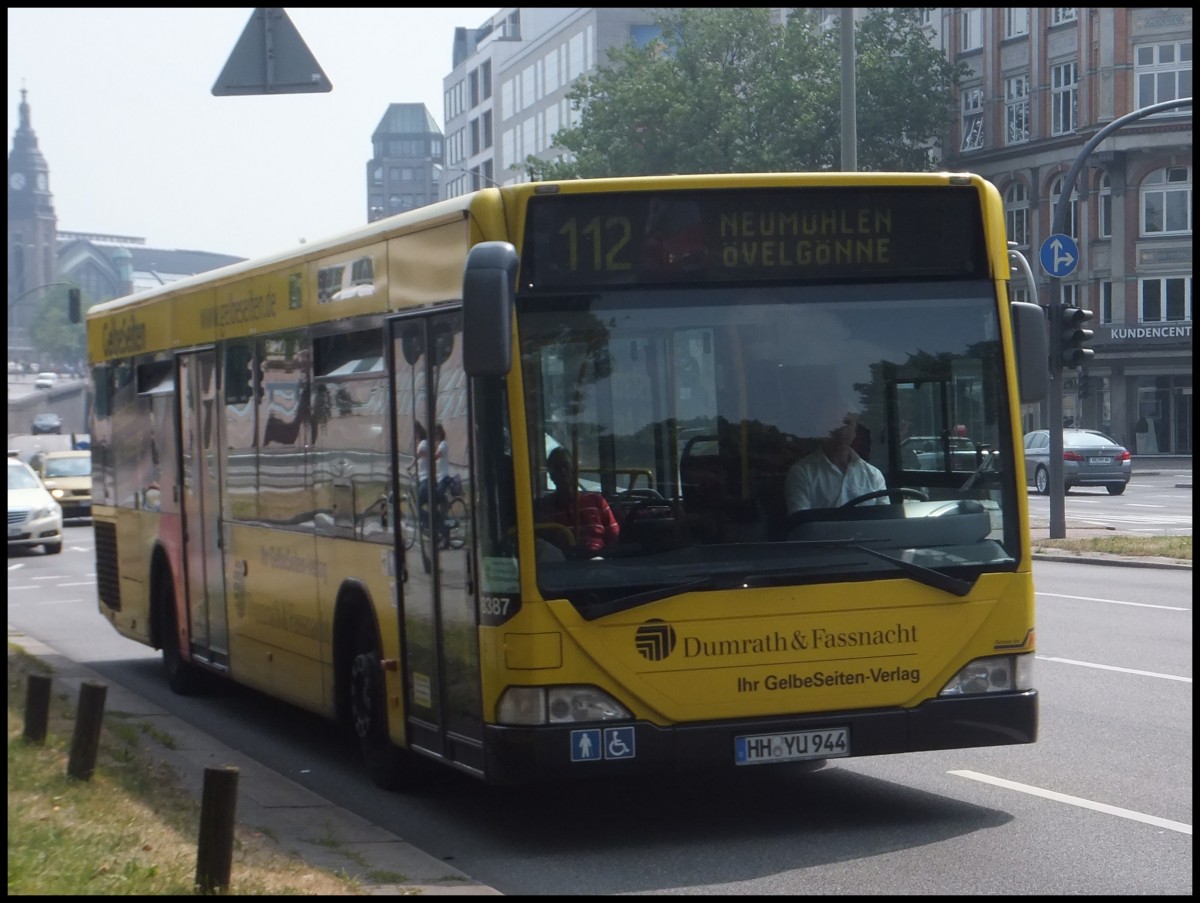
521, 186, 989, 291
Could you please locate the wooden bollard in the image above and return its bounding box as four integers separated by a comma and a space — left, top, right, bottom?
66, 680, 107, 780
24, 672, 51, 745
195, 765, 240, 893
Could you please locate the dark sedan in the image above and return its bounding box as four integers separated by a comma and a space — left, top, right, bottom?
31, 412, 63, 435
1023, 428, 1132, 495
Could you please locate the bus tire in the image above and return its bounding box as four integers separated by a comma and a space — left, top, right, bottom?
159, 571, 204, 696
349, 616, 408, 790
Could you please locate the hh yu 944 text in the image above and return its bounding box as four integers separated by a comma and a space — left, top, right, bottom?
84, 172, 1049, 790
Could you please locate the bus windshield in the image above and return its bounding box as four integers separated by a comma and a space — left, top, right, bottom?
519, 279, 1018, 613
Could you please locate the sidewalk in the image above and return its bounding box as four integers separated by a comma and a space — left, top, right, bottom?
1131, 454, 1192, 489
7, 628, 502, 897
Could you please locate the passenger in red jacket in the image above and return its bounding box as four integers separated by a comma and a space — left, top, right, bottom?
537, 447, 620, 555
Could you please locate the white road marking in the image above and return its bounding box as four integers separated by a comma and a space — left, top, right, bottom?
951, 770, 1192, 835
1036, 655, 1191, 682
1037, 591, 1188, 611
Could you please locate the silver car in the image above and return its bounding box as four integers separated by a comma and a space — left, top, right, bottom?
1023, 428, 1132, 495
8, 456, 64, 554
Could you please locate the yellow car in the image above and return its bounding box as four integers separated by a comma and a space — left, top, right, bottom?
31, 449, 92, 519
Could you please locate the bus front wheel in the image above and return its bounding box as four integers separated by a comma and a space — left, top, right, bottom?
159, 572, 204, 695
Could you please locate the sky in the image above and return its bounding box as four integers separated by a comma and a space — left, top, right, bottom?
7, 7, 497, 261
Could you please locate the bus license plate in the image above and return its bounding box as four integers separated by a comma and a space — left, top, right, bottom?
735, 728, 849, 765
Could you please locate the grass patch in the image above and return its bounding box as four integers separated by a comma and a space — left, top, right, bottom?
1032, 534, 1191, 560
8, 644, 366, 895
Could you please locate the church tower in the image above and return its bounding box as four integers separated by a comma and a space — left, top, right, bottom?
7, 88, 58, 360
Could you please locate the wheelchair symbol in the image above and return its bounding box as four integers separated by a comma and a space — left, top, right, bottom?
603, 726, 636, 759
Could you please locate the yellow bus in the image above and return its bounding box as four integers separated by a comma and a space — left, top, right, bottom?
86, 172, 1049, 788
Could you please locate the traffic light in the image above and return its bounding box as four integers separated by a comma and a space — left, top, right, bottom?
68, 287, 81, 324
1059, 305, 1094, 369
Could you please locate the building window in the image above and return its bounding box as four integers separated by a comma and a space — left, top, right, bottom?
1005, 9, 1028, 38
1005, 74, 1030, 145
566, 31, 585, 80
482, 110, 493, 150
469, 68, 480, 108
481, 60, 492, 100
1050, 176, 1079, 239
1051, 61, 1078, 135
1010, 286, 1031, 305
1004, 182, 1030, 247
1136, 41, 1193, 110
1140, 277, 1192, 323
522, 62, 537, 109
959, 8, 982, 52
960, 87, 984, 151
1099, 281, 1114, 325
1051, 8, 1077, 26
1141, 166, 1192, 236
1098, 172, 1113, 239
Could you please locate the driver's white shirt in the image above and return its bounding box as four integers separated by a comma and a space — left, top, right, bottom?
785, 447, 888, 513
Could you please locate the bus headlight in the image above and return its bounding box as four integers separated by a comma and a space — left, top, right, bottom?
496, 685, 632, 725
939, 653, 1033, 697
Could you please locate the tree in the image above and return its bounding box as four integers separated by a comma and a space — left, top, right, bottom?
524, 8, 965, 180
28, 286, 88, 368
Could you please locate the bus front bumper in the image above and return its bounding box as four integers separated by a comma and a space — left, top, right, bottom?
482, 690, 1037, 784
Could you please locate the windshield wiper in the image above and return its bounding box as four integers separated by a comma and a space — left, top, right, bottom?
580, 575, 722, 620
578, 543, 975, 621
795, 539, 976, 597
580, 564, 844, 620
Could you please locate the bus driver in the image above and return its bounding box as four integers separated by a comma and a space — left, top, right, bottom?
785, 399, 887, 511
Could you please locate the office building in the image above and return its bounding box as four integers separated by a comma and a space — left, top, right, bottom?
366, 103, 445, 223
935, 7, 1191, 455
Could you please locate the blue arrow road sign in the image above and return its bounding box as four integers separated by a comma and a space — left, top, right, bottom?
1040, 234, 1079, 278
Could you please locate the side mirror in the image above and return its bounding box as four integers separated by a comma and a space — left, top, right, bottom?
462, 242, 517, 377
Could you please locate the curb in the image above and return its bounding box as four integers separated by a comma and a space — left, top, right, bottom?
6, 628, 502, 897
1030, 549, 1191, 570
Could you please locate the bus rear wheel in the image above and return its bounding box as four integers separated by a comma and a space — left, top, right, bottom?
349, 617, 408, 790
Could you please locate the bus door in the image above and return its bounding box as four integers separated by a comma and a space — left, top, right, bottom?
177, 349, 230, 667
389, 312, 483, 770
